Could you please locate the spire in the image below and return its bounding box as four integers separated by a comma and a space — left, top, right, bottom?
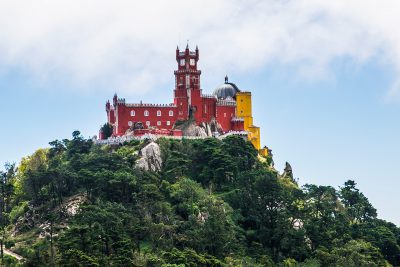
176, 45, 179, 50
196, 45, 198, 50
186, 41, 189, 50
225, 75, 228, 83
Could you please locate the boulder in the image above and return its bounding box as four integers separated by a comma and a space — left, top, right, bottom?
177, 119, 222, 137
136, 142, 162, 172
282, 161, 293, 179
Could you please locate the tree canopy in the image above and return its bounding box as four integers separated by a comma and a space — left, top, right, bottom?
0, 133, 398, 266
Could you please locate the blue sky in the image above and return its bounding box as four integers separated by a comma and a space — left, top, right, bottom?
1, 0, 400, 224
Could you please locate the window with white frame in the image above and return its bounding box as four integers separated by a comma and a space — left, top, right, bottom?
128, 121, 133, 126
130, 110, 135, 116
144, 110, 149, 116
146, 121, 150, 126
166, 121, 170, 126
157, 121, 161, 126
169, 110, 174, 116
157, 110, 161, 116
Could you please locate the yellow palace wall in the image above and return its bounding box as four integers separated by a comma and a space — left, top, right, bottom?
236, 92, 263, 151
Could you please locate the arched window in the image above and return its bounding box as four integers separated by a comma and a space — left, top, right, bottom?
146, 121, 150, 126
157, 110, 161, 117
169, 110, 174, 117
157, 121, 161, 126
130, 110, 135, 116
166, 121, 171, 126
144, 110, 149, 116
128, 121, 133, 126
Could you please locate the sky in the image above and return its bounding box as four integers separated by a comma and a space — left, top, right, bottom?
1, 0, 400, 224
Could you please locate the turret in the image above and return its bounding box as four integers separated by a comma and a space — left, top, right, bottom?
175, 43, 200, 71
106, 100, 111, 111
113, 93, 118, 106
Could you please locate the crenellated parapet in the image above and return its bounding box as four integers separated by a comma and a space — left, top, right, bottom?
125, 103, 176, 108
116, 98, 126, 105
216, 99, 236, 106
201, 94, 217, 99
174, 69, 202, 74
231, 117, 244, 122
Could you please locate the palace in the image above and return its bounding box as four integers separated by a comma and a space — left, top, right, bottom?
101, 45, 266, 154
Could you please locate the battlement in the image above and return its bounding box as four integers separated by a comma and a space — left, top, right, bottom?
202, 94, 217, 99
216, 99, 236, 106
174, 69, 201, 74
231, 117, 244, 122
125, 103, 176, 108
116, 98, 126, 104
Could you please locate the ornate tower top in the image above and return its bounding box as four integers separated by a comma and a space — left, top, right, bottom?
175, 44, 199, 71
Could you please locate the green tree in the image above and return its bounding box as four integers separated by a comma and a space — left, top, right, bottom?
339, 180, 377, 223
100, 123, 113, 139
231, 169, 309, 261
352, 220, 400, 265
315, 240, 386, 267
303, 184, 349, 251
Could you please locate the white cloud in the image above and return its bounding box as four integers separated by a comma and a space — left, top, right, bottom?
0, 0, 399, 96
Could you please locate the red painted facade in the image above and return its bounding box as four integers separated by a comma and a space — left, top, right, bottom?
102, 46, 245, 138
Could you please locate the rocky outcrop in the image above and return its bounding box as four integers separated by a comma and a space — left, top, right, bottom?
60, 194, 86, 216
209, 117, 224, 134
13, 194, 87, 237
136, 142, 162, 172
175, 118, 223, 137
183, 122, 208, 137
197, 211, 209, 223
13, 205, 39, 235
282, 162, 293, 179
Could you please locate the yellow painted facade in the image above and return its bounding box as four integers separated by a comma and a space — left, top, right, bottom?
259, 147, 269, 157
236, 91, 265, 153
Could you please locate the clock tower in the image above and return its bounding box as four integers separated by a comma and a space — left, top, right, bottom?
174, 44, 202, 121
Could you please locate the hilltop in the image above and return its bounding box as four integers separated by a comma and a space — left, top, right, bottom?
0, 131, 398, 266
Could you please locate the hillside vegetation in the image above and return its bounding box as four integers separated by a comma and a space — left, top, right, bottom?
0, 131, 399, 266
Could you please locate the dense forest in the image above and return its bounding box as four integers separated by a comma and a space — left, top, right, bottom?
0, 131, 399, 266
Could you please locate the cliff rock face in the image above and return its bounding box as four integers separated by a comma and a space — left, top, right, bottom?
136, 142, 162, 172
179, 121, 207, 137
176, 119, 223, 137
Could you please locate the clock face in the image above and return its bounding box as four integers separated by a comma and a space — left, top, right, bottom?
180, 59, 185, 66
190, 59, 195, 65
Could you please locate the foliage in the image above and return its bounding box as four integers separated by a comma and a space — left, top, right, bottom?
314, 240, 387, 267
1, 132, 399, 266
100, 123, 113, 139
